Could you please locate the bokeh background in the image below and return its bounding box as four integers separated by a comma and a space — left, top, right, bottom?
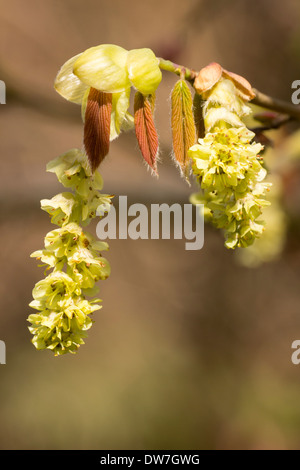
1, 0, 300, 450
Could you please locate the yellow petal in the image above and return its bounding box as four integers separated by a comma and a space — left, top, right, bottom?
110, 89, 132, 140
54, 53, 89, 104
204, 107, 244, 131
121, 112, 134, 132
204, 78, 251, 117
73, 44, 130, 93
126, 48, 162, 95
81, 87, 91, 122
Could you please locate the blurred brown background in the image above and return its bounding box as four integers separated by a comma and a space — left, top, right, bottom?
1, 0, 300, 450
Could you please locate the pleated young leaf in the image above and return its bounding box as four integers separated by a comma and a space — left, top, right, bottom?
134, 92, 159, 174
84, 88, 112, 172
171, 80, 196, 178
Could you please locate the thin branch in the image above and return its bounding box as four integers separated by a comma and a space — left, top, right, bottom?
250, 114, 293, 148
251, 89, 300, 121
158, 58, 300, 121
251, 114, 293, 133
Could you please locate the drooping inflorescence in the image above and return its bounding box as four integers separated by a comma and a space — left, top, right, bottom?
29, 46, 279, 355
28, 149, 112, 355
189, 64, 272, 248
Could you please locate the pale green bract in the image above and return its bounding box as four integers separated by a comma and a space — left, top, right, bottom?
54, 44, 162, 141
28, 149, 112, 355
190, 78, 272, 249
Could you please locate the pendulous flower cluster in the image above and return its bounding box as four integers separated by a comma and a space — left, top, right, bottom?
29, 44, 164, 356
29, 44, 281, 354
28, 149, 112, 355
190, 67, 271, 249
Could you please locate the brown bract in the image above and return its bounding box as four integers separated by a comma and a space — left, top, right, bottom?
194, 62, 255, 101
193, 62, 222, 95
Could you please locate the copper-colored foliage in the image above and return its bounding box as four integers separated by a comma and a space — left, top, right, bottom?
84, 88, 112, 172
134, 92, 159, 173
171, 80, 196, 177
